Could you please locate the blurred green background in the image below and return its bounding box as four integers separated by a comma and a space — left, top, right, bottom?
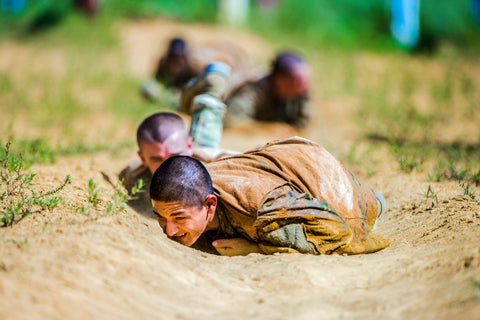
1, 0, 479, 51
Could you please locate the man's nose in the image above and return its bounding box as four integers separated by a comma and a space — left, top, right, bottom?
165, 220, 179, 236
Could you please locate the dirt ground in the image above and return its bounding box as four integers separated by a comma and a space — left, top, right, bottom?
1, 19, 480, 320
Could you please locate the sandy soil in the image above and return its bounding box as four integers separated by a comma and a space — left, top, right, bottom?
1, 19, 480, 320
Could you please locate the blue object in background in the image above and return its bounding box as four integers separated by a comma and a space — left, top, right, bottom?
390, 0, 420, 50
473, 0, 480, 22
1, 0, 26, 14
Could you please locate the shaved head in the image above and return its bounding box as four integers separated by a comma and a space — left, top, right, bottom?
136, 112, 193, 174
150, 155, 213, 209
167, 37, 187, 56
136, 112, 189, 150
271, 52, 305, 76
270, 52, 310, 100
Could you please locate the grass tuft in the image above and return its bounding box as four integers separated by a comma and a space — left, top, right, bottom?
0, 141, 71, 227
77, 177, 144, 216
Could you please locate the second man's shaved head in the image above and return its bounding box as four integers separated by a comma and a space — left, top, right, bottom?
137, 112, 189, 148
136, 112, 193, 174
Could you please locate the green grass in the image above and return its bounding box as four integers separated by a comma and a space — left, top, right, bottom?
4, 238, 29, 247
76, 177, 145, 216
0, 141, 71, 227
0, 0, 217, 38
473, 278, 480, 300
102, 0, 217, 22
344, 49, 480, 179
247, 0, 480, 52
247, 0, 393, 51
0, 9, 168, 157
3, 1, 478, 50
11, 138, 57, 165
0, 140, 144, 227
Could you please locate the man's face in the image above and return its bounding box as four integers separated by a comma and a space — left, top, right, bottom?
273, 63, 311, 99
138, 133, 193, 174
152, 197, 216, 247
168, 54, 188, 76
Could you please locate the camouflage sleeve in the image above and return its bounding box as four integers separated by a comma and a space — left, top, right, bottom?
225, 84, 258, 124
285, 98, 311, 128
180, 72, 230, 114
254, 185, 352, 255
154, 58, 167, 82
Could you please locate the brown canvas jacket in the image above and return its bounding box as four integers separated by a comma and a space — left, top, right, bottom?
207, 137, 389, 255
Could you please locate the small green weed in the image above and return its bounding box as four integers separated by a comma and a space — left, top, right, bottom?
1, 141, 71, 227
459, 182, 476, 199
426, 172, 444, 182
427, 165, 480, 185
473, 278, 480, 300
106, 178, 145, 214
129, 178, 145, 198
386, 142, 425, 173
471, 170, 480, 185
398, 154, 421, 173
78, 177, 144, 215
366, 167, 377, 177
4, 238, 28, 247
447, 166, 468, 181
87, 178, 102, 209
422, 185, 438, 204
77, 178, 102, 215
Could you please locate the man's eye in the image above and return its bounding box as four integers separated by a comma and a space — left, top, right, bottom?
175, 216, 186, 221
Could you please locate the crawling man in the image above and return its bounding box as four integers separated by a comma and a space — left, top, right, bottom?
150, 136, 389, 256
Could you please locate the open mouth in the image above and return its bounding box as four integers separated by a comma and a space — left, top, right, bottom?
172, 232, 187, 241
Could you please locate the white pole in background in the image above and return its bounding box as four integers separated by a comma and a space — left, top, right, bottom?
218, 0, 250, 26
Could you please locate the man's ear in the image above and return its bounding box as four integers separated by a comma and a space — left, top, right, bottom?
204, 194, 217, 215
137, 150, 146, 165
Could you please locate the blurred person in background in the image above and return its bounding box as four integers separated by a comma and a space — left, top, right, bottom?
141, 37, 201, 105
74, 0, 99, 17
153, 37, 200, 91
142, 37, 252, 105
224, 51, 311, 129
